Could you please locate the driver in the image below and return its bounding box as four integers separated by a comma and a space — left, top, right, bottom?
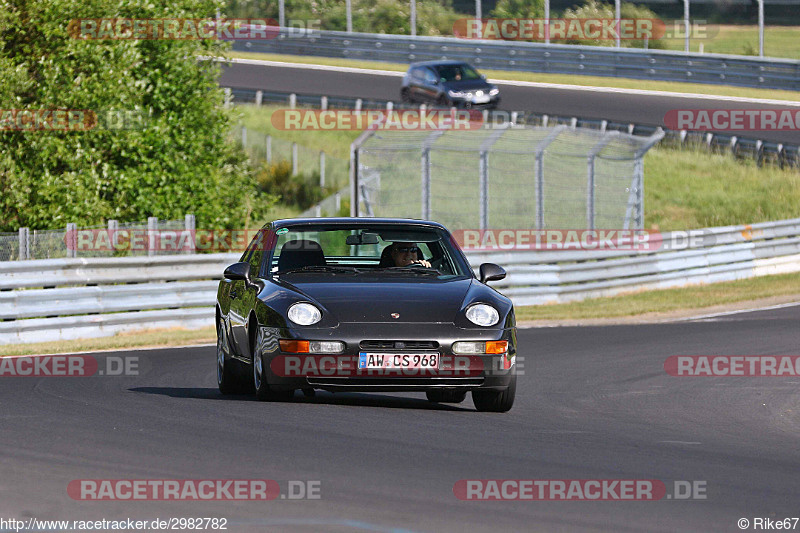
388, 242, 432, 268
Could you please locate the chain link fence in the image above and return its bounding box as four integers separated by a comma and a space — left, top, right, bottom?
352, 124, 663, 230
0, 216, 195, 262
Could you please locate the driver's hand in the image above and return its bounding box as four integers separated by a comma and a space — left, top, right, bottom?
413, 259, 432, 268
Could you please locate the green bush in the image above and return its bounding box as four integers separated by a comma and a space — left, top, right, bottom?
255, 160, 324, 210
0, 0, 274, 231
225, 0, 463, 36
561, 0, 665, 49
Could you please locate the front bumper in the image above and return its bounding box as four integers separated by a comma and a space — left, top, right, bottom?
257, 322, 517, 393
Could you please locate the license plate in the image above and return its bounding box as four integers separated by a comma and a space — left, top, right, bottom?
473, 94, 490, 104
358, 352, 439, 370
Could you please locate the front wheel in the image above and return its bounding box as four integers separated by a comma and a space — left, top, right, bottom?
217, 322, 250, 394
401, 88, 412, 103
472, 374, 516, 412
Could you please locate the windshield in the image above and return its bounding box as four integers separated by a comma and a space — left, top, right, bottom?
437, 64, 482, 83
268, 224, 472, 279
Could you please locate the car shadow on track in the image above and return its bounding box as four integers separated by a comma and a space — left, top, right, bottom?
128, 387, 474, 411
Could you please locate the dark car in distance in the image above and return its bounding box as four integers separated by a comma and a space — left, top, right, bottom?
215, 218, 517, 412
400, 60, 500, 109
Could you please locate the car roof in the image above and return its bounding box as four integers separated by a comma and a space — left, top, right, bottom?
269, 217, 451, 231
407, 60, 472, 70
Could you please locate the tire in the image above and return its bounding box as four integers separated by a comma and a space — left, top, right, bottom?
426, 390, 467, 403
217, 322, 250, 394
401, 88, 412, 103
472, 374, 516, 412
252, 326, 294, 402
436, 95, 450, 108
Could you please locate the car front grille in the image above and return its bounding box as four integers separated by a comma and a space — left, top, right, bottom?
359, 340, 439, 351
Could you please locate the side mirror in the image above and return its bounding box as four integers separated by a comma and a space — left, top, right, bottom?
479, 263, 506, 283
223, 262, 250, 282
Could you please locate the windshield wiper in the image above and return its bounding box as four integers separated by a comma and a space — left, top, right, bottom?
278, 265, 362, 275
372, 267, 439, 276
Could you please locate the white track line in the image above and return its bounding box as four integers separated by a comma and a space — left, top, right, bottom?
680, 300, 800, 322
224, 57, 800, 106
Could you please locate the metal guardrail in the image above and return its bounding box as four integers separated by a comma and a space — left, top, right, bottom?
231, 28, 800, 91
2, 218, 800, 344
224, 86, 800, 168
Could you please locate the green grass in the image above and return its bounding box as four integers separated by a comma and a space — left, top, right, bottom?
659, 25, 800, 59
227, 50, 800, 102
0, 327, 216, 357
515, 271, 800, 321
644, 145, 800, 230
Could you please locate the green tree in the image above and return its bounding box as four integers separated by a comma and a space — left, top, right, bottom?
491, 0, 545, 20
0, 0, 274, 231
561, 0, 665, 49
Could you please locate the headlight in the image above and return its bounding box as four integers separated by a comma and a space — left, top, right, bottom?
448, 90, 468, 98
287, 302, 322, 326
465, 304, 500, 327
489, 88, 499, 96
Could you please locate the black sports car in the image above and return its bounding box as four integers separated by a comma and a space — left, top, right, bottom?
400, 60, 500, 109
215, 218, 517, 412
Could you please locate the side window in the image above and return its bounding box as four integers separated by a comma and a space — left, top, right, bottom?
424, 69, 437, 85
411, 68, 425, 82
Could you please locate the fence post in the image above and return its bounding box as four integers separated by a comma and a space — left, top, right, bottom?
266, 135, 272, 164
533, 125, 567, 230
386, 101, 393, 112
66, 223, 77, 258
586, 132, 619, 230
335, 192, 341, 213
184, 214, 196, 254
289, 93, 297, 109
355, 98, 362, 111
255, 90, 263, 107
108, 219, 118, 253
241, 125, 247, 147
147, 217, 158, 257
321, 96, 328, 110
223, 88, 232, 109
291, 143, 298, 175
18, 227, 29, 260
319, 151, 326, 188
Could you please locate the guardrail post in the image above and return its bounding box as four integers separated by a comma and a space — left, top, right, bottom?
66, 223, 76, 258
266, 135, 272, 164
315, 205, 322, 217
255, 90, 263, 107
108, 219, 118, 252
542, 114, 548, 127
289, 93, 296, 109
321, 96, 328, 110
534, 126, 567, 230
335, 192, 341, 213
18, 227, 29, 260
292, 143, 298, 175
184, 214, 196, 254
319, 151, 326, 188
147, 217, 158, 257
386, 101, 393, 112
355, 98, 362, 111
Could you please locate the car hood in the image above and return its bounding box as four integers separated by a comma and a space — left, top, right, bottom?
442, 79, 494, 92
284, 277, 474, 323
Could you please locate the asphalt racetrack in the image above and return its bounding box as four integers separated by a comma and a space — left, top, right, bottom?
219, 61, 800, 145
2, 305, 799, 532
